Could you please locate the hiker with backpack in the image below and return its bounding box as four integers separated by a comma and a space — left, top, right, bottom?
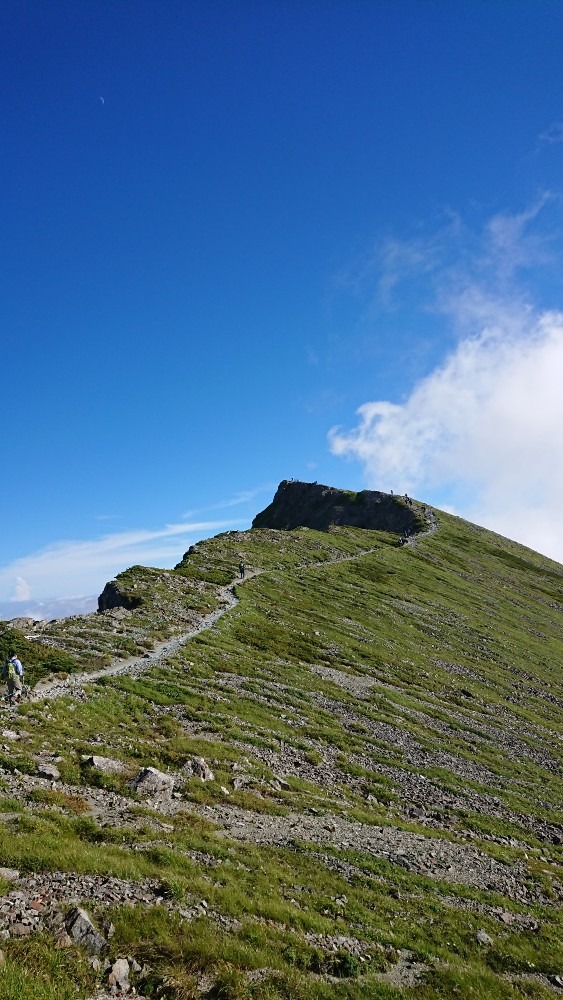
2, 651, 24, 705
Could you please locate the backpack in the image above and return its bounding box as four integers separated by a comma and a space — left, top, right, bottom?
2, 660, 16, 682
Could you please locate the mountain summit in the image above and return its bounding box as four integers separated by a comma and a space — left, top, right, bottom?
253, 479, 424, 534
0, 483, 561, 999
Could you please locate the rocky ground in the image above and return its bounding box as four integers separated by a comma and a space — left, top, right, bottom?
0, 721, 560, 996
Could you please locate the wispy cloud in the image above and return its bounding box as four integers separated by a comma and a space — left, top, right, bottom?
13, 577, 31, 601
539, 121, 563, 145
329, 200, 563, 563
0, 518, 244, 602
369, 197, 553, 315
376, 229, 449, 307
182, 484, 275, 518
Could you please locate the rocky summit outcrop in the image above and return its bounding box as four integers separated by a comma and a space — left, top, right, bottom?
97, 579, 143, 613
252, 479, 423, 534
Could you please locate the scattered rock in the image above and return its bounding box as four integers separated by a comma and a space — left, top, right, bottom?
11, 922, 32, 937
476, 929, 493, 946
36, 763, 61, 781
82, 755, 126, 774
0, 868, 19, 881
65, 907, 107, 955
184, 757, 215, 782
272, 775, 291, 791
108, 957, 130, 993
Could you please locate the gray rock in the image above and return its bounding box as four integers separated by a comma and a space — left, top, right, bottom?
11, 923, 32, 937
83, 755, 126, 774
108, 957, 130, 992
476, 929, 493, 946
131, 766, 174, 799
185, 757, 215, 782
0, 868, 19, 881
65, 907, 107, 955
36, 763, 60, 781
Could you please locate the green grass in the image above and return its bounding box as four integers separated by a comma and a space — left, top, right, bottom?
0, 936, 95, 999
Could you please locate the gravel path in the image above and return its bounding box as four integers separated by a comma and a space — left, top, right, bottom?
28, 575, 257, 702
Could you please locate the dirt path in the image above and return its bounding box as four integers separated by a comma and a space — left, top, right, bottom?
28, 570, 261, 702
27, 510, 439, 704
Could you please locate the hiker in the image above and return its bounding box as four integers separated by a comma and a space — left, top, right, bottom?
239, 560, 245, 579
2, 651, 24, 705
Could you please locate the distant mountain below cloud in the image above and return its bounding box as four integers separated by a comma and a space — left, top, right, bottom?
0, 595, 98, 622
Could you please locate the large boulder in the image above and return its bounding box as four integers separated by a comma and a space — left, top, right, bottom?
36, 763, 61, 781
131, 766, 174, 800
65, 907, 106, 955
97, 580, 143, 613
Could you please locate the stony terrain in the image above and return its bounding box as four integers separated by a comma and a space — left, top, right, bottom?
0, 482, 561, 999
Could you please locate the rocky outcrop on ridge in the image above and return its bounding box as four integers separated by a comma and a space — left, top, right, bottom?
97, 580, 144, 613
252, 480, 425, 534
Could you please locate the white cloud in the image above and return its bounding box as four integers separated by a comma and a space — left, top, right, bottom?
329, 202, 563, 564
13, 577, 31, 601
0, 518, 244, 603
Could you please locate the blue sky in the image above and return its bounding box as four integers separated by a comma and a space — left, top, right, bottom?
2, 0, 563, 609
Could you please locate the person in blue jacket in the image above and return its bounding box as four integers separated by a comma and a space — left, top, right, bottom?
2, 651, 24, 705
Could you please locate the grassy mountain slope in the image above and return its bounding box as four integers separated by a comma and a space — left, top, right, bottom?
0, 493, 561, 999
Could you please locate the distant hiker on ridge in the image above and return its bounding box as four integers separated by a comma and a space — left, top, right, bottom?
2, 651, 24, 705
239, 560, 245, 579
